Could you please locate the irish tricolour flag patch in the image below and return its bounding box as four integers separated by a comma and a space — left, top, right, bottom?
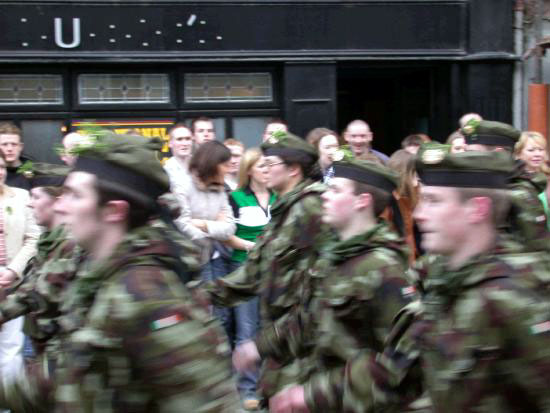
530, 321, 550, 335
151, 314, 183, 331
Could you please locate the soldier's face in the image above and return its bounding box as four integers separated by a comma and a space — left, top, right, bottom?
193, 121, 216, 145
56, 171, 104, 250
264, 156, 289, 191
30, 187, 57, 228
321, 177, 360, 230
169, 127, 193, 159
413, 185, 470, 255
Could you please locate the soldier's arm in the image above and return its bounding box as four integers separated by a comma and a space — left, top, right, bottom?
118, 267, 238, 412
0, 241, 79, 324
304, 301, 424, 412
509, 182, 550, 251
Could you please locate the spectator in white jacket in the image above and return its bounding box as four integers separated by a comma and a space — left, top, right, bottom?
0, 153, 39, 384
174, 141, 236, 280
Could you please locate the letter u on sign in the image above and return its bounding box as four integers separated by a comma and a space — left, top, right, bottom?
54, 18, 81, 49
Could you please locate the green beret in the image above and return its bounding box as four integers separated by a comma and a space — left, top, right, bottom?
461, 120, 520, 149
72, 132, 169, 205
261, 131, 318, 165
18, 161, 70, 188
416, 150, 515, 189
332, 148, 398, 193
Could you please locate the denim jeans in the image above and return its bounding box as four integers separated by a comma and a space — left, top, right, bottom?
202, 257, 260, 399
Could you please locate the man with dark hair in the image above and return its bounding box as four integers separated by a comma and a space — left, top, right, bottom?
462, 119, 550, 252
0, 132, 239, 412
192, 116, 216, 145
233, 154, 411, 413
278, 150, 550, 412
200, 131, 335, 403
0, 122, 30, 189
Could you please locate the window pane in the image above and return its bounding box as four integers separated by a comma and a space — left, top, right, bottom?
232, 117, 271, 147
184, 73, 272, 103
0, 75, 63, 105
78, 74, 170, 104
21, 120, 65, 164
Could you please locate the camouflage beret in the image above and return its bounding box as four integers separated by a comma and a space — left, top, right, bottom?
332, 148, 398, 193
416, 150, 515, 189
72, 132, 169, 204
461, 120, 520, 149
261, 131, 318, 165
18, 162, 70, 188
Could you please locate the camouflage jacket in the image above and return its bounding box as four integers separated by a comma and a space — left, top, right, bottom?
507, 166, 549, 252
204, 180, 334, 321
0, 225, 81, 348
203, 179, 335, 396
0, 224, 239, 413
255, 222, 412, 410
313, 246, 550, 413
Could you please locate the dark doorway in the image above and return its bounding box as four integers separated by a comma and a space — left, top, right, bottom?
338, 65, 433, 157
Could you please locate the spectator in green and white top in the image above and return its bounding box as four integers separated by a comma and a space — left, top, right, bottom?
224, 148, 276, 410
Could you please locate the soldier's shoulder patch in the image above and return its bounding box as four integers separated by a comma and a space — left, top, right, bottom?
151, 313, 184, 331
530, 320, 550, 335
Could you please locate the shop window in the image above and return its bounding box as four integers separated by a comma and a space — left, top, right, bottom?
78, 74, 170, 104
184, 73, 272, 103
0, 75, 63, 105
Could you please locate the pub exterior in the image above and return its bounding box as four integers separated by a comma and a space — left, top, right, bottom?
0, 0, 515, 162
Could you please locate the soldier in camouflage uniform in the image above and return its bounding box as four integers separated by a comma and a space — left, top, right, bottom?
286, 150, 550, 412
462, 119, 549, 252
0, 133, 239, 412
200, 131, 335, 401
0, 163, 82, 360
232, 154, 413, 412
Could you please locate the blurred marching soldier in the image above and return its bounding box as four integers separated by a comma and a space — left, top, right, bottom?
0, 133, 239, 412
281, 150, 550, 412
0, 163, 80, 363
232, 152, 413, 412
198, 131, 336, 402
462, 119, 550, 252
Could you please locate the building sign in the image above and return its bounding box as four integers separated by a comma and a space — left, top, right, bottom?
0, 2, 467, 58
72, 119, 174, 161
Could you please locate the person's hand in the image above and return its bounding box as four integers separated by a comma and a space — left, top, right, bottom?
0, 269, 17, 287
244, 240, 255, 252
269, 385, 309, 413
232, 340, 260, 372
191, 219, 207, 231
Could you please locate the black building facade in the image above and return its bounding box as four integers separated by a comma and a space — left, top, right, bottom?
0, 0, 515, 162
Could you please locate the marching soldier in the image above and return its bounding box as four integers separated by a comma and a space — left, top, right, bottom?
281, 150, 550, 412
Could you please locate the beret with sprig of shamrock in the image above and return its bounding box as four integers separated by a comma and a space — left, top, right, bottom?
331, 145, 399, 193
71, 131, 169, 207
260, 131, 318, 165
18, 161, 70, 188
461, 119, 520, 149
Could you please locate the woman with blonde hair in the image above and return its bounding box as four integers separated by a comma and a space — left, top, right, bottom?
224, 148, 276, 410
514, 131, 548, 174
